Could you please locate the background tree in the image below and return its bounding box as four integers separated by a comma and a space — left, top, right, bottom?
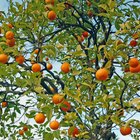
0, 0, 140, 139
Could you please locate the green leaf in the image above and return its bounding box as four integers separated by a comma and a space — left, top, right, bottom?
86, 67, 96, 73
105, 61, 112, 69
43, 132, 54, 140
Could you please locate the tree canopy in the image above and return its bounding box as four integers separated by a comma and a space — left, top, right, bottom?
0, 0, 140, 139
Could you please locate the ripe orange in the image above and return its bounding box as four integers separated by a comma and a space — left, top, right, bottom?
130, 40, 137, 47
129, 58, 139, 68
120, 126, 132, 136
49, 120, 59, 130
45, 57, 49, 61
23, 125, 28, 132
7, 23, 13, 28
130, 64, 140, 73
47, 63, 53, 70
6, 38, 15, 47
0, 54, 8, 64
82, 31, 88, 38
2, 101, 8, 107
61, 101, 71, 112
95, 68, 108, 81
34, 49, 39, 54
52, 94, 64, 104
5, 31, 14, 39
32, 63, 41, 72
45, 0, 54, 5
19, 130, 24, 135
61, 62, 70, 73
48, 11, 56, 21
34, 113, 46, 124
15, 55, 25, 64
68, 126, 79, 137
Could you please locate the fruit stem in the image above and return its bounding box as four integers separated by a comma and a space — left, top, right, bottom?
125, 119, 136, 127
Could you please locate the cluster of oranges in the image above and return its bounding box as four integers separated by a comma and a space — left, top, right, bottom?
33, 93, 79, 137
76, 31, 89, 43
128, 58, 140, 73
18, 125, 28, 136
0, 24, 25, 65
45, 0, 57, 21
52, 94, 71, 112
125, 33, 139, 73
5, 23, 15, 47
5, 30, 15, 47
129, 32, 139, 47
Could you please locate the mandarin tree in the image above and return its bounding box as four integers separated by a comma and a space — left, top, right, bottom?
0, 0, 140, 140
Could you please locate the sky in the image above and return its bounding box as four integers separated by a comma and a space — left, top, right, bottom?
0, 0, 138, 140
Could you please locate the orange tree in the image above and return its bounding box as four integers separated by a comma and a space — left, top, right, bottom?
0, 0, 140, 139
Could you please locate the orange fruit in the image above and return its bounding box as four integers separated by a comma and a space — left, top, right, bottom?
7, 23, 13, 28
49, 120, 59, 130
32, 63, 41, 72
19, 130, 24, 135
48, 11, 56, 21
15, 55, 25, 64
2, 101, 8, 107
34, 113, 46, 124
0, 54, 8, 64
95, 68, 108, 81
23, 125, 28, 132
130, 40, 137, 47
34, 49, 39, 54
5, 31, 14, 39
130, 64, 140, 73
45, 0, 54, 5
82, 31, 88, 38
68, 126, 79, 137
120, 126, 132, 136
129, 58, 139, 68
47, 63, 53, 70
61, 101, 71, 112
6, 38, 15, 47
45, 57, 49, 61
61, 62, 70, 73
52, 94, 64, 104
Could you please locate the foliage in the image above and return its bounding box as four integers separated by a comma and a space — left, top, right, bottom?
0, 0, 140, 139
